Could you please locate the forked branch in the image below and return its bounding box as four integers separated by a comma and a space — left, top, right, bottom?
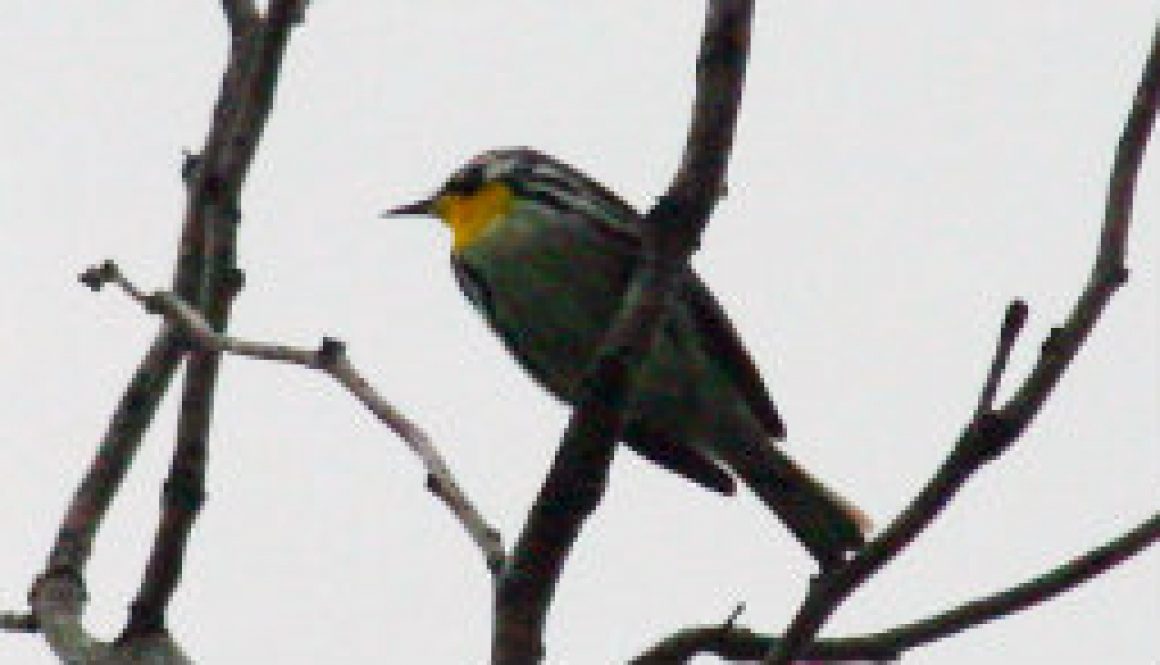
20, 3, 307, 663
79, 260, 504, 573
762, 21, 1160, 665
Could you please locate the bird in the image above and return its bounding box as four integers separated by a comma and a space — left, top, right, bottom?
385, 148, 869, 570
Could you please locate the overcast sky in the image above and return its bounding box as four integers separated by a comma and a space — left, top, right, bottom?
3, 3, 1158, 663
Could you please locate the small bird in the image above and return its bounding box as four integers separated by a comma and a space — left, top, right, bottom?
386, 148, 869, 569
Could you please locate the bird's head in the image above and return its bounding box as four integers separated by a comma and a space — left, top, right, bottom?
383, 149, 539, 252
387, 147, 644, 251
384, 148, 640, 253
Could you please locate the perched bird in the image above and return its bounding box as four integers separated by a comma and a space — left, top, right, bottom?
386, 148, 869, 569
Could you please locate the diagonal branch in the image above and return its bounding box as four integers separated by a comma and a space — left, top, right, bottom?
634, 513, 1159, 662
80, 260, 505, 573
853, 511, 1160, 654
763, 20, 1160, 665
491, 2, 755, 663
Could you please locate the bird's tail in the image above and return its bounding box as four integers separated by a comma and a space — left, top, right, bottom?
716, 430, 871, 570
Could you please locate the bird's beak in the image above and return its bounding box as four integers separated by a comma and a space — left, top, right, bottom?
380, 197, 436, 218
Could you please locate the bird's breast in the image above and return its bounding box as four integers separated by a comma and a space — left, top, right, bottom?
454, 211, 636, 400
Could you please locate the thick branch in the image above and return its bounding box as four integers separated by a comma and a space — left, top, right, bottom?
221, 0, 257, 36
491, 2, 754, 663
764, 21, 1160, 665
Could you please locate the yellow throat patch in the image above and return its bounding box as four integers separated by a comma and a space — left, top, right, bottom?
435, 181, 514, 251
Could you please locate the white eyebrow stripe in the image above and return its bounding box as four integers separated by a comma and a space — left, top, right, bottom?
484, 154, 521, 181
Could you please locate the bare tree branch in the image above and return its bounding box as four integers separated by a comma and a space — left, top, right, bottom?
123, 0, 307, 641
41, 331, 185, 578
635, 513, 1159, 662
763, 21, 1160, 665
854, 511, 1160, 654
26, 4, 307, 662
634, 625, 892, 664
221, 0, 257, 37
975, 300, 1028, 416
491, 2, 754, 663
78, 260, 505, 573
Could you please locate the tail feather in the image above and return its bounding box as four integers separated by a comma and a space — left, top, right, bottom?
717, 433, 870, 570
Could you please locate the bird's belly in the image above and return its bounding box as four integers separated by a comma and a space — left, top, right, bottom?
474, 243, 628, 400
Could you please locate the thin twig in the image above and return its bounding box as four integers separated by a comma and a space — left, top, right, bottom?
1000, 21, 1160, 430
764, 21, 1160, 665
491, 2, 754, 663
635, 513, 1159, 662
975, 300, 1028, 416
88, 262, 505, 573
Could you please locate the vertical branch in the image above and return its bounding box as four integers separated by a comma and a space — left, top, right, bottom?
123, 0, 306, 640
491, 2, 755, 663
26, 4, 305, 663
38, 1, 282, 591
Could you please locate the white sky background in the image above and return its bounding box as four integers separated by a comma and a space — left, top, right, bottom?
2, 3, 1157, 663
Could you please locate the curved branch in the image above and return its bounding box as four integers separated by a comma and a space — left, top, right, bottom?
764, 21, 1160, 665
635, 513, 1159, 662
491, 2, 755, 663
28, 575, 192, 665
859, 512, 1160, 653
79, 261, 505, 573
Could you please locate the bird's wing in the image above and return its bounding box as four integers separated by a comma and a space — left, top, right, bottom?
682, 275, 787, 439
451, 257, 492, 315
622, 422, 736, 496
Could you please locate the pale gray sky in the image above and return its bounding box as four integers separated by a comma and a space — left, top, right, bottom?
3, 3, 1157, 663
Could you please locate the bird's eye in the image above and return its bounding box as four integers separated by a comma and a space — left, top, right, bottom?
443, 164, 486, 196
